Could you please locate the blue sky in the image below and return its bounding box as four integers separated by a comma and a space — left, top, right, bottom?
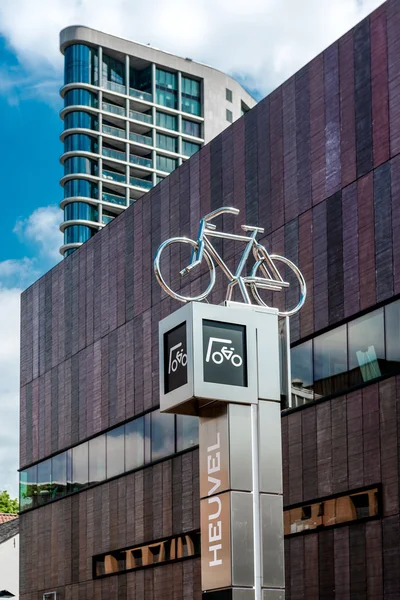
0, 0, 382, 498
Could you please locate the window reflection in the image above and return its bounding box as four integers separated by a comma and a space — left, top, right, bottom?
291, 340, 313, 406
107, 426, 125, 479
348, 309, 384, 385
19, 465, 37, 510
69, 443, 88, 493
37, 459, 52, 506
284, 487, 379, 535
89, 435, 106, 485
176, 415, 199, 452
385, 300, 400, 367
314, 325, 348, 397
52, 452, 67, 500
125, 417, 145, 471
151, 410, 175, 461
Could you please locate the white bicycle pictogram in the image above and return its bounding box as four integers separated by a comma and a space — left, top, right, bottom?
168, 343, 187, 374
154, 206, 306, 317
205, 337, 243, 368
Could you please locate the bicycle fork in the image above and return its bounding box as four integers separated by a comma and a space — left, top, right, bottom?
179, 219, 207, 277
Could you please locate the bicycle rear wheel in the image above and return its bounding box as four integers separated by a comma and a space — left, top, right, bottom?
250, 254, 306, 317
154, 237, 216, 303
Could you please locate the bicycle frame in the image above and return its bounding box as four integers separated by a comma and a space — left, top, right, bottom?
185, 207, 288, 304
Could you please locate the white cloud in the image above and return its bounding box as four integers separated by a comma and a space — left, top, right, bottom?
0, 206, 61, 499
0, 0, 384, 99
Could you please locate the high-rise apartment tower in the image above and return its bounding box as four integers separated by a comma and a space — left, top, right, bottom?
59, 26, 256, 256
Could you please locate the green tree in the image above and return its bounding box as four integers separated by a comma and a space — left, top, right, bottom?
0, 490, 19, 514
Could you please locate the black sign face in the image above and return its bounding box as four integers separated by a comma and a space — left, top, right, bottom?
202, 320, 247, 387
164, 322, 188, 394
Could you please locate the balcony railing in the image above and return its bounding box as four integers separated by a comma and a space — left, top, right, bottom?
102, 147, 126, 161
129, 87, 152, 102
102, 124, 126, 139
103, 81, 126, 95
130, 177, 153, 190
103, 169, 126, 184
129, 109, 152, 124
102, 192, 126, 206
129, 131, 152, 146
129, 154, 152, 168
102, 102, 126, 117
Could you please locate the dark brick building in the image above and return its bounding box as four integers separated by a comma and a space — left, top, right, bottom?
19, 1, 400, 598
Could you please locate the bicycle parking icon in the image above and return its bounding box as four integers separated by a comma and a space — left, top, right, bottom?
154, 206, 306, 317
168, 342, 187, 375
205, 337, 243, 368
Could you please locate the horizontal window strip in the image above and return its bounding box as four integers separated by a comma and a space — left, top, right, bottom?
93, 531, 200, 578
19, 409, 199, 512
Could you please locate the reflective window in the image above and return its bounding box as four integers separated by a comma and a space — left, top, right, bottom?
64, 179, 98, 199
64, 111, 98, 131
64, 88, 98, 108
226, 88, 233, 102
19, 465, 37, 510
284, 487, 379, 535
130, 65, 152, 94
181, 77, 201, 116
226, 109, 233, 123
64, 133, 98, 154
69, 443, 88, 492
64, 202, 98, 223
64, 156, 98, 176
107, 426, 125, 479
125, 417, 145, 471
64, 248, 76, 258
182, 119, 201, 138
156, 68, 177, 109
182, 140, 200, 157
291, 340, 313, 406
64, 44, 98, 85
102, 53, 125, 86
93, 531, 201, 577
156, 111, 177, 131
156, 133, 177, 153
348, 309, 385, 386
52, 452, 67, 500
156, 155, 177, 173
176, 415, 199, 452
385, 300, 400, 366
89, 435, 106, 485
314, 325, 348, 398
151, 410, 175, 461
37, 459, 52, 506
64, 225, 96, 245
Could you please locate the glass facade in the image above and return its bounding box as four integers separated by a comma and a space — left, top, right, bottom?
64, 111, 98, 131
102, 53, 125, 86
64, 156, 98, 176
64, 179, 98, 199
181, 76, 201, 116
182, 140, 200, 157
64, 202, 98, 223
64, 88, 98, 108
64, 225, 96, 245
64, 133, 98, 153
156, 68, 177, 109
64, 44, 98, 85
19, 409, 199, 511
156, 133, 177, 153
130, 65, 152, 94
182, 118, 201, 138
156, 111, 177, 131
156, 155, 177, 173
290, 299, 400, 407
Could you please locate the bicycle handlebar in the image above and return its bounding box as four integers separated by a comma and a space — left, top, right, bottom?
203, 206, 240, 222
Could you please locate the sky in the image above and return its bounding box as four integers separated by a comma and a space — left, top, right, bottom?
0, 0, 383, 499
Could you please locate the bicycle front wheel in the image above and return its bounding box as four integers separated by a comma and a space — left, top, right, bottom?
154, 237, 216, 303
250, 254, 306, 317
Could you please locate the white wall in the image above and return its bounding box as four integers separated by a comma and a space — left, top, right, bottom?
0, 534, 19, 599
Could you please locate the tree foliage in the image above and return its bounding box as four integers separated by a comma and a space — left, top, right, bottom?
0, 490, 19, 514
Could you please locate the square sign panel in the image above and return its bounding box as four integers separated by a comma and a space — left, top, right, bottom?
164, 322, 188, 394
202, 320, 247, 387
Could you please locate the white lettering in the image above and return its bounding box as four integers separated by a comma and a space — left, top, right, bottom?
208, 495, 222, 519
207, 432, 220, 453
209, 544, 222, 567
208, 521, 222, 542
207, 451, 220, 474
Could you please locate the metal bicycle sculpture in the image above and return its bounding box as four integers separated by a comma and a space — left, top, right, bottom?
154, 206, 306, 317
